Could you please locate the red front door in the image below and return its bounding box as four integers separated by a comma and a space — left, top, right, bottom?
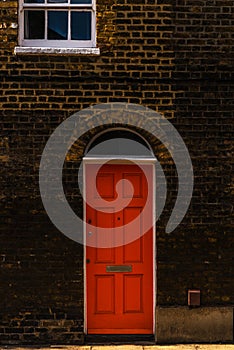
85, 163, 153, 334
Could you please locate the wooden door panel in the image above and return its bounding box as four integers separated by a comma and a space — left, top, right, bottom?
123, 274, 143, 313
95, 275, 115, 314
96, 173, 115, 198
123, 207, 143, 263
95, 246, 115, 264
95, 210, 115, 260
123, 173, 143, 198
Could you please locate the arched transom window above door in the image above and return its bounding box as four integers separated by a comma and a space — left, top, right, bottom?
85, 129, 155, 158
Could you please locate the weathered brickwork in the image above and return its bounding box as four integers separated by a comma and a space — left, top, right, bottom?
0, 0, 233, 345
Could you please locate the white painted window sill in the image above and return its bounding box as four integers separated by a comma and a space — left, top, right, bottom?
14, 46, 100, 56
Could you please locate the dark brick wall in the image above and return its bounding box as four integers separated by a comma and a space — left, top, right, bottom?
0, 0, 233, 344
159, 0, 233, 306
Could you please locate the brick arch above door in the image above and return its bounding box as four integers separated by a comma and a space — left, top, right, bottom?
65, 103, 171, 164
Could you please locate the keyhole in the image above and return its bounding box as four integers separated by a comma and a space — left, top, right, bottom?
88, 219, 92, 224
117, 217, 120, 221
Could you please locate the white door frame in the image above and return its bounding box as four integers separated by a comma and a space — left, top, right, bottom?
83, 156, 157, 336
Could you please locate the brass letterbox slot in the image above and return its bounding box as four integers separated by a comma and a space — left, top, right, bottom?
106, 265, 132, 272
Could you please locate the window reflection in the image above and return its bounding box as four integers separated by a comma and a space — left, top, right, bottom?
48, 11, 68, 40
71, 11, 91, 40
71, 0, 92, 3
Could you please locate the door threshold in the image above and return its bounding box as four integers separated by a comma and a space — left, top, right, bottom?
85, 334, 155, 345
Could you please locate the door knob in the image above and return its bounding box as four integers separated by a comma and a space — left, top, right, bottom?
86, 259, 90, 264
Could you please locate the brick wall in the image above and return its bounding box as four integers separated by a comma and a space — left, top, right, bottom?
0, 0, 233, 344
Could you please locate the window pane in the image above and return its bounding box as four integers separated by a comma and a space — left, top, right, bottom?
24, 0, 44, 3
71, 12, 91, 40
48, 11, 68, 40
71, 0, 92, 3
24, 10, 45, 39
47, 0, 68, 3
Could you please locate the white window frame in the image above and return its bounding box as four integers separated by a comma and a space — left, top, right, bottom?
18, 0, 97, 49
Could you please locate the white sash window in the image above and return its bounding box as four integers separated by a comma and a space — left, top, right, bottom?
18, 0, 96, 48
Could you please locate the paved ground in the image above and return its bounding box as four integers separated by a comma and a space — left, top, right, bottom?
1, 345, 234, 350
